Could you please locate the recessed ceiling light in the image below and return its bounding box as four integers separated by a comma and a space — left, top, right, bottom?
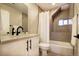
52, 3, 56, 5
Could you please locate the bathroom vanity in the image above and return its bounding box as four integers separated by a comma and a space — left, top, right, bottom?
0, 4, 39, 56
0, 34, 39, 56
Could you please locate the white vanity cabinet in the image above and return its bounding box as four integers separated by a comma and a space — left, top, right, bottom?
28, 37, 39, 56
0, 39, 28, 56
0, 36, 39, 56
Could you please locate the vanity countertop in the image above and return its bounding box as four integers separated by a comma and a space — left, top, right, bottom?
0, 33, 39, 44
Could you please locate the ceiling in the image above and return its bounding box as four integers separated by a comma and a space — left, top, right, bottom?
5, 3, 70, 14
6, 3, 28, 14
37, 3, 69, 11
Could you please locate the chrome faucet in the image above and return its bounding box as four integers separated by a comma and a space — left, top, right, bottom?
12, 27, 15, 35
16, 26, 23, 35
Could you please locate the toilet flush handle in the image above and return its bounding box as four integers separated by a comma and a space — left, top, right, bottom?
74, 34, 79, 39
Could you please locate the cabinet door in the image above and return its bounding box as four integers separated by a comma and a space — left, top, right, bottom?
28, 36, 39, 56
1, 39, 28, 56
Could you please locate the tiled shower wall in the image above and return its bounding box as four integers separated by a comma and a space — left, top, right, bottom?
50, 32, 71, 42
50, 4, 73, 42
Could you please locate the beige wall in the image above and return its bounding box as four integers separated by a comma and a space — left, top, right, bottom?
73, 3, 79, 56
0, 9, 10, 35
50, 4, 74, 32
74, 4, 79, 15
0, 4, 22, 26
22, 13, 28, 32
51, 10, 72, 42
67, 3, 79, 56
25, 3, 42, 34
50, 5, 74, 42
49, 9, 56, 32
53, 10, 70, 32
0, 4, 42, 34
69, 4, 74, 18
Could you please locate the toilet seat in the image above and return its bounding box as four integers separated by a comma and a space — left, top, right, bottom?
39, 43, 49, 50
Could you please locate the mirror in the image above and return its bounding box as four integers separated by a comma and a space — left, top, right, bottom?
22, 13, 28, 32
0, 9, 10, 35
0, 3, 28, 35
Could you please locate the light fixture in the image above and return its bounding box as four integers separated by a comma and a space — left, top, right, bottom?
52, 3, 56, 5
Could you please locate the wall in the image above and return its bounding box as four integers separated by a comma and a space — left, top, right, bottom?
66, 3, 79, 56
0, 9, 10, 35
69, 4, 74, 18
50, 5, 73, 42
25, 3, 42, 34
49, 9, 56, 32
22, 13, 28, 32
76, 4, 79, 56
0, 4, 42, 34
73, 3, 79, 56
0, 4, 22, 26
50, 4, 74, 32
0, 9, 1, 36
53, 10, 70, 32
51, 10, 72, 42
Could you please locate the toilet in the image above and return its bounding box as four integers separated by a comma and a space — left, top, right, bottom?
39, 42, 49, 56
